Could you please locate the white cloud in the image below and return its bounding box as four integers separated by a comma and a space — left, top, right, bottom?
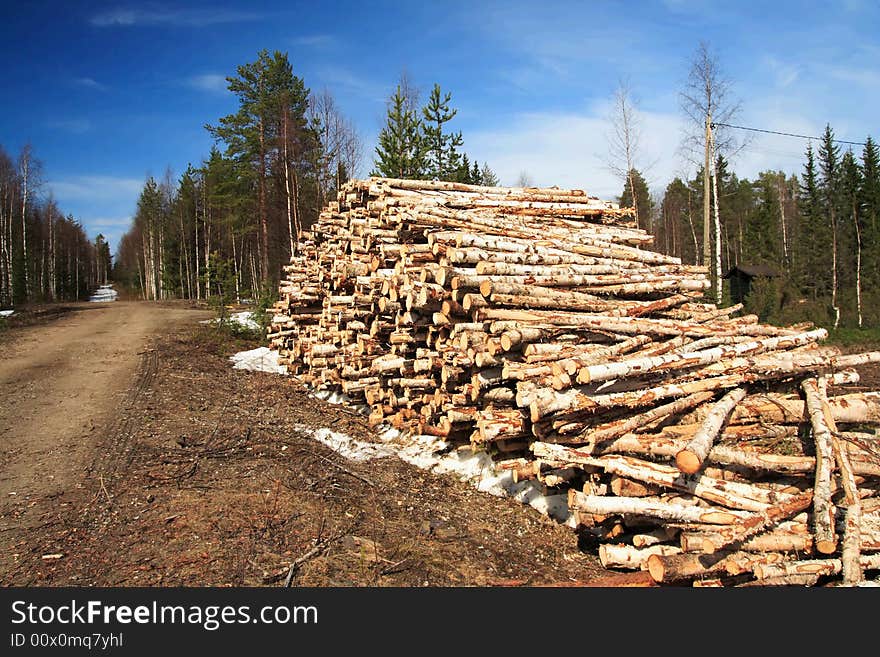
47, 118, 92, 134
762, 56, 800, 89
291, 34, 336, 48
88, 216, 133, 227
187, 74, 228, 94
467, 106, 686, 200
72, 77, 106, 90
314, 66, 387, 104
47, 176, 143, 202
90, 7, 263, 27
825, 65, 880, 89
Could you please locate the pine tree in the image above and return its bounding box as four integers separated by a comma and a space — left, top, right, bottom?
421, 84, 463, 180
372, 84, 425, 179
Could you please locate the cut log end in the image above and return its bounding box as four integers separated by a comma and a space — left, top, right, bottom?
815, 539, 839, 555
675, 449, 702, 474
646, 554, 666, 583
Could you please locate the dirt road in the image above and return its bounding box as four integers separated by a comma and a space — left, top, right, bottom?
0, 301, 211, 576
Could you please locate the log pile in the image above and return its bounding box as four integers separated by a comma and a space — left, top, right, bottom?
269, 176, 880, 587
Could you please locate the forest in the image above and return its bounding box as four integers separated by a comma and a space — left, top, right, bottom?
0, 144, 111, 308
7, 44, 870, 333
111, 47, 878, 332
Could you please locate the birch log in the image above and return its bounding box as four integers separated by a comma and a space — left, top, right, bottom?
802, 378, 839, 555
675, 387, 748, 474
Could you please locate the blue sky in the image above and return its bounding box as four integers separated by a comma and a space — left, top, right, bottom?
1, 1, 878, 253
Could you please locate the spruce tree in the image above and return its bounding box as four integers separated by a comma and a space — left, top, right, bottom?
861, 137, 880, 293
372, 85, 425, 179
818, 124, 842, 325
840, 149, 863, 325
480, 163, 499, 187
744, 172, 782, 266
471, 160, 481, 185
797, 143, 831, 300
422, 84, 463, 180
456, 153, 472, 183
619, 169, 653, 232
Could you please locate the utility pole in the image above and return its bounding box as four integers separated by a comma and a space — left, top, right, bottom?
710, 125, 722, 304
703, 114, 712, 275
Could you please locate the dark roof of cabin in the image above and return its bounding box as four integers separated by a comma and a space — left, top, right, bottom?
722, 264, 781, 279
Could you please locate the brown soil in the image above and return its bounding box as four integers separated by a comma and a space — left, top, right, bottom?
0, 301, 607, 587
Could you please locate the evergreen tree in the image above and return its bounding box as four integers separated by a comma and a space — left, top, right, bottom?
480, 163, 499, 187
421, 83, 463, 180
619, 168, 653, 232
743, 172, 782, 266
455, 153, 472, 183
797, 143, 830, 300
817, 124, 842, 325
206, 50, 311, 284
861, 136, 880, 294
840, 149, 863, 325
657, 177, 699, 263
471, 159, 481, 185
372, 84, 425, 179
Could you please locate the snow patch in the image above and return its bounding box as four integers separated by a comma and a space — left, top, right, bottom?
293, 424, 397, 462
231, 352, 576, 526
201, 311, 261, 331
0, 309, 13, 317
229, 347, 288, 374
89, 285, 118, 302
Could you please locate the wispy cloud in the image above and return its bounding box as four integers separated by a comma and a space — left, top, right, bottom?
762, 56, 800, 89
825, 65, 880, 89
291, 34, 336, 48
187, 74, 229, 94
88, 216, 133, 228
315, 66, 387, 104
48, 176, 143, 202
72, 76, 107, 91
467, 107, 685, 200
47, 118, 92, 134
89, 7, 263, 28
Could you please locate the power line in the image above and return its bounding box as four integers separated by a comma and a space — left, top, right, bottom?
712, 122, 867, 147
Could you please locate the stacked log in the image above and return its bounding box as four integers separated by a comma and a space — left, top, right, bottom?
269, 176, 880, 587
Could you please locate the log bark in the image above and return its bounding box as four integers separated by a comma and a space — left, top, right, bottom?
802, 378, 839, 555
568, 490, 749, 525
598, 543, 683, 570
675, 387, 748, 474
699, 491, 814, 554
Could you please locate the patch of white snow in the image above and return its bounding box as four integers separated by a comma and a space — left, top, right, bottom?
229, 347, 287, 374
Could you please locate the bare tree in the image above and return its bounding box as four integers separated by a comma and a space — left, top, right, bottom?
308, 89, 364, 209
515, 171, 534, 188
397, 67, 421, 117
605, 78, 645, 227
17, 144, 43, 298
679, 41, 745, 302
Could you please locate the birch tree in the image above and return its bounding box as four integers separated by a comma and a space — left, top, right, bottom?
679, 41, 745, 302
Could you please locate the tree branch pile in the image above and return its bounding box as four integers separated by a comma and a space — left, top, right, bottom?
268, 176, 880, 587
